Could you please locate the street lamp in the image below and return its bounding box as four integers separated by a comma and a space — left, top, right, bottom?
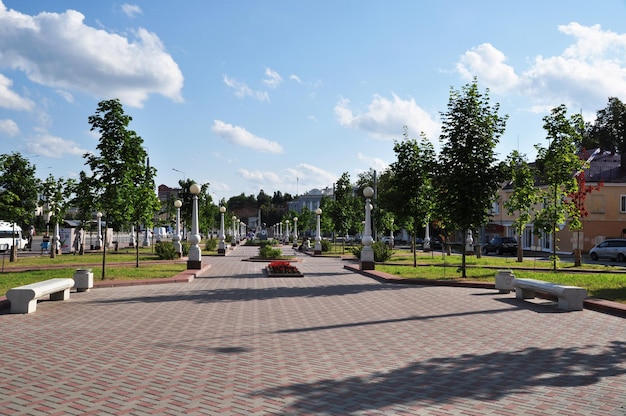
187, 183, 202, 269
173, 199, 182, 258
292, 217, 298, 248
218, 206, 226, 255
285, 219, 290, 245
314, 208, 322, 255
360, 186, 375, 270
96, 212, 103, 250
231, 215, 237, 246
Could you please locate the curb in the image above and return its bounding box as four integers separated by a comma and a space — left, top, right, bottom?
343, 263, 626, 318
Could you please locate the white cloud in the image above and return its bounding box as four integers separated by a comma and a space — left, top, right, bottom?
456, 43, 519, 94
285, 163, 337, 188
262, 68, 282, 88
0, 118, 19, 136
357, 152, 388, 173
335, 94, 440, 140
0, 4, 183, 107
121, 4, 142, 18
0, 74, 35, 111
290, 74, 302, 84
223, 75, 270, 102
238, 169, 282, 183
26, 131, 87, 158
212, 120, 283, 154
456, 23, 626, 112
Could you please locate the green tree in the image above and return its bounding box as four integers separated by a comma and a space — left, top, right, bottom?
39, 174, 76, 258
325, 172, 360, 247
70, 171, 98, 255
386, 129, 436, 266
583, 97, 626, 161
533, 104, 585, 271
128, 156, 160, 267
437, 79, 508, 277
503, 151, 540, 262
84, 99, 155, 279
0, 152, 39, 260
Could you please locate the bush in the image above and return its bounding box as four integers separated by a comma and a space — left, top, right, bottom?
349, 241, 394, 262
204, 238, 217, 251
259, 244, 282, 259
154, 241, 177, 260
320, 239, 331, 252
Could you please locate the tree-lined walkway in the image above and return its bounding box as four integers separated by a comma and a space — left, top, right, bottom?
0, 245, 624, 415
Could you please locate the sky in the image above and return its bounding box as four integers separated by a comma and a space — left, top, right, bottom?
1, 1, 626, 203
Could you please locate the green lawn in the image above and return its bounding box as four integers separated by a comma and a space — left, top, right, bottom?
376, 250, 626, 304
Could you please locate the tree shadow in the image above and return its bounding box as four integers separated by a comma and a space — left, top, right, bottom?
255, 341, 626, 413
89, 282, 413, 305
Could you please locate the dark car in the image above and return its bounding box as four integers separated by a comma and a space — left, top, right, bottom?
483, 236, 518, 255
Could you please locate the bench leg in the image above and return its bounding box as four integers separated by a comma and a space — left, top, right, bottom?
557, 296, 584, 311
50, 289, 70, 301
11, 299, 38, 314
515, 287, 535, 300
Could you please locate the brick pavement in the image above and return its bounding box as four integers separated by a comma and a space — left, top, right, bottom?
0, 245, 624, 415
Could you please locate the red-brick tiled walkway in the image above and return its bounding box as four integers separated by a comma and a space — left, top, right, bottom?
1, 246, 624, 415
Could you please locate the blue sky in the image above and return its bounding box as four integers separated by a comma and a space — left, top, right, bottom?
1, 1, 626, 202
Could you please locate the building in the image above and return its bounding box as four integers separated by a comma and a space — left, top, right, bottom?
287, 187, 333, 213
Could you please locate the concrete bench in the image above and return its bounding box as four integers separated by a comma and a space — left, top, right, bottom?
512, 278, 587, 311
6, 278, 74, 314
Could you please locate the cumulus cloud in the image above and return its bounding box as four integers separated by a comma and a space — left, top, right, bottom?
0, 118, 19, 136
26, 131, 88, 158
0, 3, 183, 107
335, 94, 440, 140
357, 152, 388, 173
262, 68, 282, 88
285, 163, 337, 188
212, 120, 283, 154
121, 4, 142, 18
456, 43, 519, 94
456, 23, 626, 112
0, 74, 35, 111
238, 169, 282, 183
223, 75, 270, 102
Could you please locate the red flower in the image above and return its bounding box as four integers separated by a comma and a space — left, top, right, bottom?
268, 261, 300, 274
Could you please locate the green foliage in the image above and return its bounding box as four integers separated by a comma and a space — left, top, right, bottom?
0, 152, 39, 227
349, 242, 394, 262
154, 241, 178, 260
181, 240, 190, 256
204, 238, 218, 251
259, 244, 282, 259
323, 172, 361, 237
320, 239, 331, 252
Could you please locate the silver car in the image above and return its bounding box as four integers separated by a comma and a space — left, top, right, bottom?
589, 239, 626, 262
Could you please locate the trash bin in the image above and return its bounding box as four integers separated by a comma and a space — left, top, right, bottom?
73, 269, 94, 292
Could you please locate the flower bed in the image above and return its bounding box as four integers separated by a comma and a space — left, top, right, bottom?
266, 261, 303, 277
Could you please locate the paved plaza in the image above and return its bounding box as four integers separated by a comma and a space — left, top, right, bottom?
0, 246, 625, 415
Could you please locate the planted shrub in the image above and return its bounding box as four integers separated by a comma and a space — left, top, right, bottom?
204, 238, 217, 251
349, 241, 394, 262
259, 244, 282, 259
320, 239, 331, 252
155, 241, 177, 260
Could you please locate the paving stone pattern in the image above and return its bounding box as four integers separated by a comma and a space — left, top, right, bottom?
0, 246, 625, 415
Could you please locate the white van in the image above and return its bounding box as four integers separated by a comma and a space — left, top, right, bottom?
0, 221, 29, 250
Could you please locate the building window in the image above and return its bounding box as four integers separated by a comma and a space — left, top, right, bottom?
491, 201, 500, 215
621, 195, 626, 213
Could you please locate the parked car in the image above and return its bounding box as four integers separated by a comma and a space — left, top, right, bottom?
589, 239, 626, 262
483, 236, 518, 255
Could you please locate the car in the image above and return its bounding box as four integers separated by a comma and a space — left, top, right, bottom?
483, 236, 518, 255
589, 239, 626, 262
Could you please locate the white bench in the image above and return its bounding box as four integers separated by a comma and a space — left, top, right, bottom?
6, 278, 74, 314
512, 278, 587, 311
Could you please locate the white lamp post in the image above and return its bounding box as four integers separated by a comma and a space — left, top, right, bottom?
360, 186, 375, 270
285, 219, 290, 244
293, 217, 298, 248
314, 208, 322, 255
218, 206, 226, 255
129, 225, 136, 248
231, 216, 237, 246
96, 212, 103, 250
187, 183, 202, 269
173, 199, 182, 258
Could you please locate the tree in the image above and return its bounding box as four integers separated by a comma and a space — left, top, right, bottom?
0, 152, 39, 261
128, 156, 160, 267
583, 97, 626, 163
385, 128, 436, 266
503, 151, 540, 262
437, 79, 508, 277
533, 104, 585, 271
84, 99, 156, 279
568, 153, 603, 266
39, 174, 76, 258
325, 172, 360, 247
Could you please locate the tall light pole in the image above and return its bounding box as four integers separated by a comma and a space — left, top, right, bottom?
187, 183, 202, 269
173, 199, 182, 258
218, 206, 226, 255
231, 215, 237, 246
285, 219, 290, 244
172, 168, 186, 181
96, 212, 103, 250
292, 217, 298, 248
360, 186, 375, 270
314, 208, 322, 255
